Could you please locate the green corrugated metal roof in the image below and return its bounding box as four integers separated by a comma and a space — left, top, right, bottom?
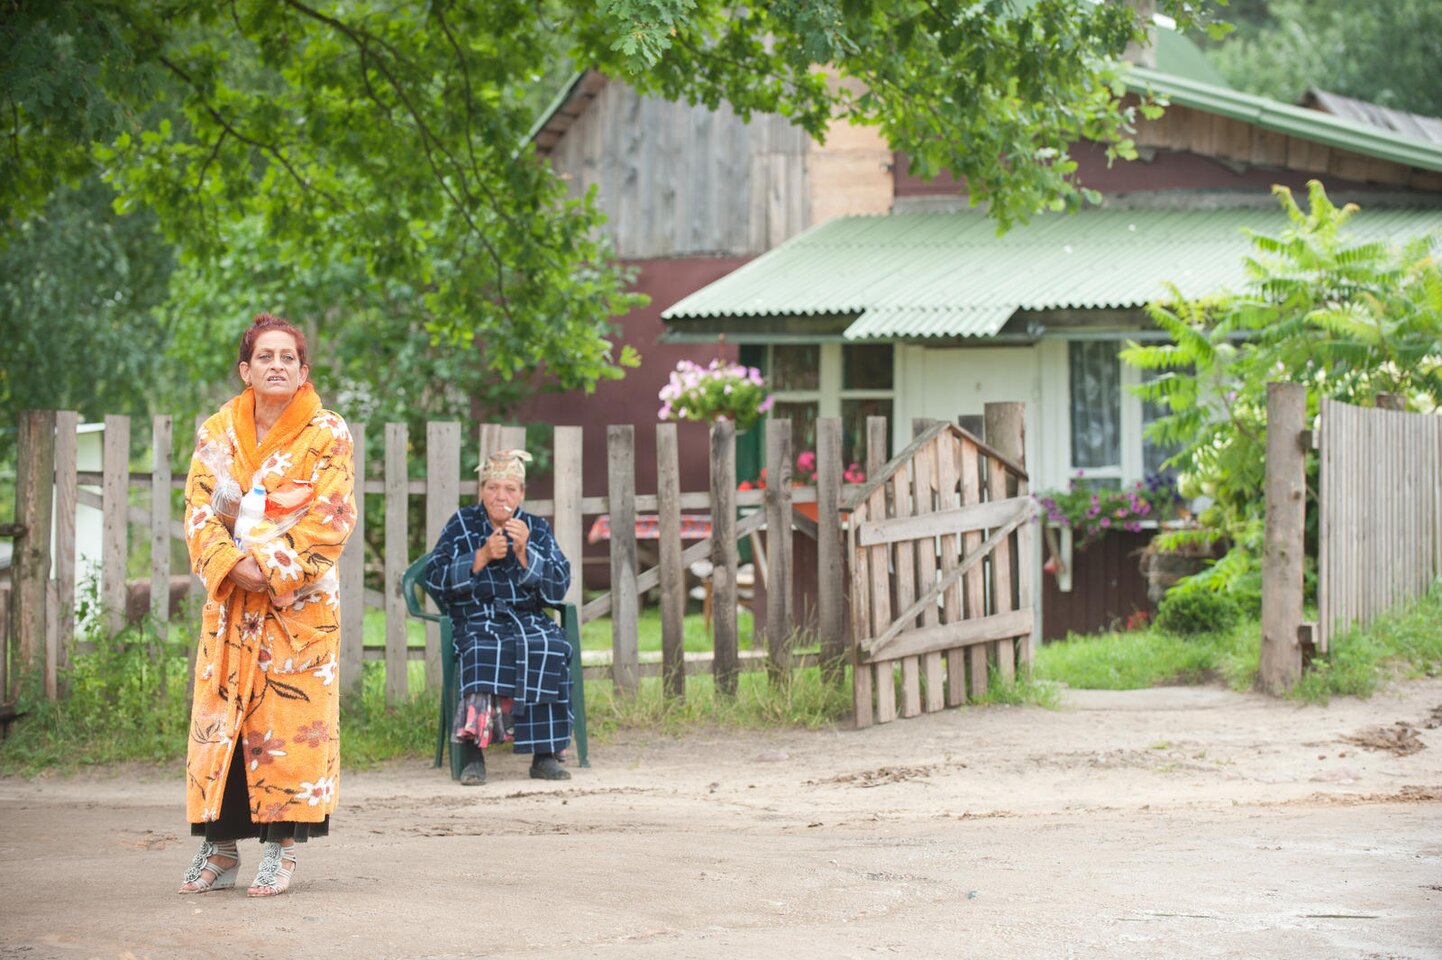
1124, 66, 1442, 173
661, 208, 1442, 340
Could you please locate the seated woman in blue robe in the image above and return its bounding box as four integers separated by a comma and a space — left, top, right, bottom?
424, 450, 573, 785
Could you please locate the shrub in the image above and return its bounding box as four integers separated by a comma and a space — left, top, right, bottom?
1156, 588, 1242, 635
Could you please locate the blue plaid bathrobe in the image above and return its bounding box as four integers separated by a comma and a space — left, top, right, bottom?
424, 505, 573, 755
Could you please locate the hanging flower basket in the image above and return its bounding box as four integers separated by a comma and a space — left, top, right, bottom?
658, 359, 773, 431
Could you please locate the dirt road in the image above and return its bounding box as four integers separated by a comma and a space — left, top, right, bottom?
3, 678, 1441, 960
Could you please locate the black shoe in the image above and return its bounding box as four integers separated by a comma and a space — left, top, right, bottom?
529, 754, 571, 781
460, 747, 486, 786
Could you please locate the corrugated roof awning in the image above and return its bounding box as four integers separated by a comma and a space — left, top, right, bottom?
661, 207, 1442, 341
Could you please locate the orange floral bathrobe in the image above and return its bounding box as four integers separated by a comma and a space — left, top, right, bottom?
183, 383, 355, 825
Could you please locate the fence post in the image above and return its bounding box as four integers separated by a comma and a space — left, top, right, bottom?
425, 421, 461, 695
384, 423, 409, 704
655, 423, 686, 699
985, 402, 1026, 683
710, 419, 739, 696
101, 414, 128, 639
53, 411, 79, 683
11, 410, 56, 696
764, 419, 793, 682
607, 425, 639, 696
339, 422, 366, 703
552, 427, 584, 611
1260, 382, 1307, 694
816, 417, 845, 683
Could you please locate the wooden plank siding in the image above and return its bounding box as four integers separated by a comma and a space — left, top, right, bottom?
546, 81, 811, 258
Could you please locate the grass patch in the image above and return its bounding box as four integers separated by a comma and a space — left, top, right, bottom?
1035, 617, 1259, 692
583, 662, 853, 737
1292, 587, 1442, 703
580, 605, 756, 654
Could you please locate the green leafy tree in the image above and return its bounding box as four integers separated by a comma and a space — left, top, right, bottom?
5, 2, 1223, 330
1124, 182, 1442, 602
0, 176, 175, 461
1201, 0, 1442, 115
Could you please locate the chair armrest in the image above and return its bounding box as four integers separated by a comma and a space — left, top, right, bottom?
402, 552, 443, 622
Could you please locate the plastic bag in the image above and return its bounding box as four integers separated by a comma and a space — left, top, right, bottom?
196, 440, 244, 531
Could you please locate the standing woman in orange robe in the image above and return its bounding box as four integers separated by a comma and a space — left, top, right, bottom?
177, 314, 356, 897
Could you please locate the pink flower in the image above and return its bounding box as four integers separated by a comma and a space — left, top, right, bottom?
796, 451, 816, 473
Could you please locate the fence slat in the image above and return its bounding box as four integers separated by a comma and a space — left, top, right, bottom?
911, 433, 945, 712
425, 421, 461, 694
764, 419, 793, 680
891, 460, 921, 718
339, 422, 366, 702
607, 425, 640, 696
656, 424, 686, 699
934, 433, 966, 708
101, 414, 128, 638
150, 415, 173, 703
384, 423, 409, 704
710, 420, 739, 696
849, 495, 874, 728
817, 417, 846, 683
866, 416, 895, 724
959, 437, 987, 702
53, 411, 79, 683
552, 427, 584, 611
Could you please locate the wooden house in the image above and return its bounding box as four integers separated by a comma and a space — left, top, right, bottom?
518, 26, 1442, 636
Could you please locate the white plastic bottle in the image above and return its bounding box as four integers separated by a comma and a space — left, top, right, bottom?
234, 482, 268, 548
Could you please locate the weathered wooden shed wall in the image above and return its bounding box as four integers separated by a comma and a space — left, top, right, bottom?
546, 79, 812, 258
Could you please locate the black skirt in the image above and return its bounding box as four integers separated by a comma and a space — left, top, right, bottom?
190, 744, 329, 843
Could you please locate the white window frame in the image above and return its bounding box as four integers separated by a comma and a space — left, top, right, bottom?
767, 343, 896, 454
1066, 337, 1148, 488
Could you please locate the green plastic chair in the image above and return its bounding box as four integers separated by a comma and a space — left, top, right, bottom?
401, 551, 589, 778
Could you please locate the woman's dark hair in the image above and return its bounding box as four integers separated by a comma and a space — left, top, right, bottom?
238, 313, 308, 369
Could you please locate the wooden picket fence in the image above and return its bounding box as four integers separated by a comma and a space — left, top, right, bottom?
1316, 397, 1442, 651
2, 411, 859, 707
1259, 386, 1441, 692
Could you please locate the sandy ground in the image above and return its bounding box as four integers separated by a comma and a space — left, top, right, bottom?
3, 678, 1441, 960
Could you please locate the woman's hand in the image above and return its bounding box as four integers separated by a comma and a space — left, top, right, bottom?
502, 519, 530, 567
471, 528, 510, 573
228, 556, 268, 593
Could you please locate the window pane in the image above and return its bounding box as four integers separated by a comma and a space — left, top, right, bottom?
843, 344, 893, 390
772, 401, 818, 462
771, 345, 820, 391
842, 397, 893, 470
1069, 341, 1120, 469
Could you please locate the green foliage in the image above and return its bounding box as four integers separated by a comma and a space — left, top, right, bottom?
1201, 0, 1442, 116
1124, 182, 1442, 597
0, 176, 175, 461
1292, 585, 1442, 704
1155, 588, 1242, 635
0, 584, 193, 774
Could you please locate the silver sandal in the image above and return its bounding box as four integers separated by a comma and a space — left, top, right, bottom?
177, 840, 240, 894
247, 841, 297, 897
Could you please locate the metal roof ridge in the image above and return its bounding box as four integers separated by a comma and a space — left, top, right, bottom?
1123, 66, 1442, 173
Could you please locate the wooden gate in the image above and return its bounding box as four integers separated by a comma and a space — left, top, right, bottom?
848, 420, 1036, 727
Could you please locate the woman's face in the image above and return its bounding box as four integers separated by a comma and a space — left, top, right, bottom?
239, 330, 308, 402
481, 477, 523, 526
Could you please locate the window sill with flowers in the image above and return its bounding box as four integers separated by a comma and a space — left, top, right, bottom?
1034, 475, 1182, 592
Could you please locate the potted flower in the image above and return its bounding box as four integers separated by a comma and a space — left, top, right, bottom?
658, 359, 773, 431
